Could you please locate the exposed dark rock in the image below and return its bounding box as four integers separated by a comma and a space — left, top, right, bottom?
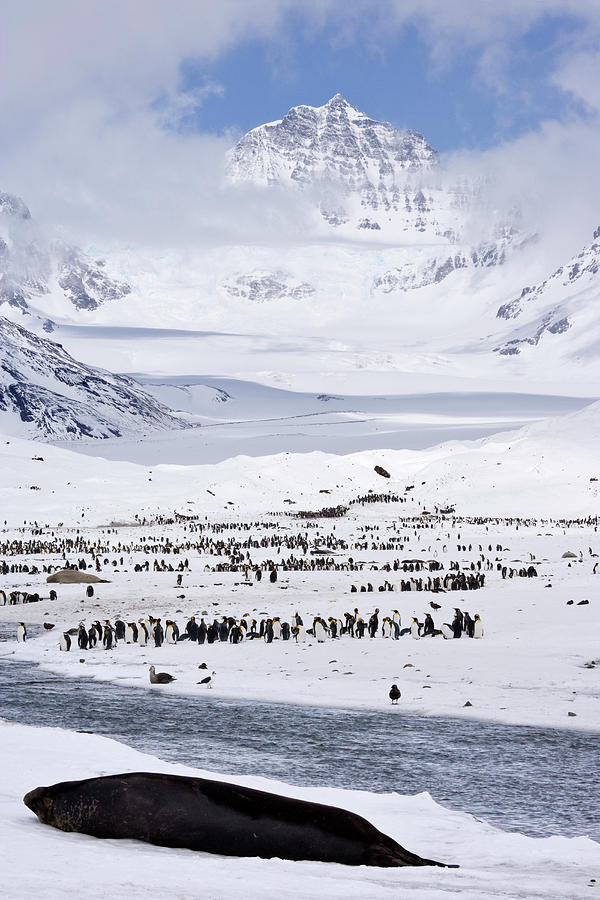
374, 465, 391, 478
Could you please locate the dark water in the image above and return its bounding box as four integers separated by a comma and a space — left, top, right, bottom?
1, 625, 598, 842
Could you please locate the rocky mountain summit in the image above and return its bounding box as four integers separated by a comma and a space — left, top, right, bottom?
0, 316, 185, 440
227, 94, 474, 241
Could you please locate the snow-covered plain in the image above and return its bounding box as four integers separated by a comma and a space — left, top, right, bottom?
0, 398, 597, 523
2, 720, 598, 900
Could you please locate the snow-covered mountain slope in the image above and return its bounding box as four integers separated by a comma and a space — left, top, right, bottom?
0, 191, 130, 324
492, 226, 600, 359
0, 316, 186, 440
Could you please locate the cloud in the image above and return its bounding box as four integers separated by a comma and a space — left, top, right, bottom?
1, 0, 600, 253
552, 50, 600, 111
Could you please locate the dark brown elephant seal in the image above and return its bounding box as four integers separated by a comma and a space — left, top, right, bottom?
24, 771, 456, 868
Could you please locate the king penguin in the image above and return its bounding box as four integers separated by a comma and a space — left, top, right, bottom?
59, 632, 71, 652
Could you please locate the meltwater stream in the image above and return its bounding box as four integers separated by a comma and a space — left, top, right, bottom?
1, 639, 598, 843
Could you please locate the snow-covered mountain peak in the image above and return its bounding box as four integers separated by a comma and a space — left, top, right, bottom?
226, 95, 462, 240
0, 191, 31, 220
227, 95, 437, 190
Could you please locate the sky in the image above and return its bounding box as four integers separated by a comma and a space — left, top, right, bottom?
1, 0, 600, 251
178, 11, 585, 152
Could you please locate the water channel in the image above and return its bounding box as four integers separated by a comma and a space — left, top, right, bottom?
1, 625, 598, 842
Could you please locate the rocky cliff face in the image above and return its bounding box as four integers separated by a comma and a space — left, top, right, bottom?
0, 191, 131, 323
493, 228, 600, 356
0, 316, 185, 440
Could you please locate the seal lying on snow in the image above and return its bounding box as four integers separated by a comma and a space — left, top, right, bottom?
24, 772, 456, 868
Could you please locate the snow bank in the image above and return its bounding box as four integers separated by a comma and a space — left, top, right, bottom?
2, 720, 597, 899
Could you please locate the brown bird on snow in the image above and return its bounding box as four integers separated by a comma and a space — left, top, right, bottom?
43, 623, 55, 630
149, 665, 176, 684
389, 684, 401, 704
429, 601, 441, 610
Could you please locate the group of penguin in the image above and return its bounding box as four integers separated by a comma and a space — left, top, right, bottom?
42, 603, 484, 653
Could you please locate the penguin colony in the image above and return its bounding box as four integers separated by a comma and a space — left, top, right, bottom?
5, 512, 596, 686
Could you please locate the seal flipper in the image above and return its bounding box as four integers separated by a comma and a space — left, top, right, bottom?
363, 843, 458, 868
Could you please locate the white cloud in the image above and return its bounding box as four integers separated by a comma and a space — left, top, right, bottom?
552, 50, 600, 111
1, 0, 600, 253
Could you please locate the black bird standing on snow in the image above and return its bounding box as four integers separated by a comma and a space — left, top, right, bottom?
389, 684, 401, 704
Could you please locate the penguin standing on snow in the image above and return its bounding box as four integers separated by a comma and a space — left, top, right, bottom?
368, 608, 380, 638
410, 617, 421, 639
381, 617, 393, 638
153, 619, 164, 648
451, 612, 463, 639
473, 614, 484, 638
138, 620, 148, 647
422, 613, 435, 637
165, 620, 178, 644
17, 622, 27, 642
463, 612, 474, 638
102, 622, 114, 650
313, 617, 328, 642
293, 624, 306, 643
77, 624, 88, 650
186, 617, 198, 641
59, 632, 71, 652
441, 623, 453, 640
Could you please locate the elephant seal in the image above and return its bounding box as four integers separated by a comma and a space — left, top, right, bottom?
24, 772, 456, 868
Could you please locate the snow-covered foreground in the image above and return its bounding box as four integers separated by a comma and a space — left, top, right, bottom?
2, 720, 598, 900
